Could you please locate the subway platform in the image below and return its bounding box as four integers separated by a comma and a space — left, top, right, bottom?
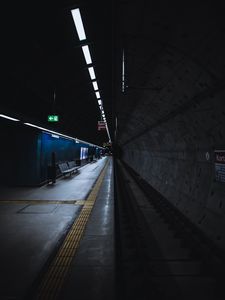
0, 157, 114, 300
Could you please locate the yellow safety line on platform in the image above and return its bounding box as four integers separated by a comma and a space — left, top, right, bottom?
36, 159, 109, 300
0, 200, 85, 205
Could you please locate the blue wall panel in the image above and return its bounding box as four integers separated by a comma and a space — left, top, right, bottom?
0, 119, 102, 186
40, 133, 81, 183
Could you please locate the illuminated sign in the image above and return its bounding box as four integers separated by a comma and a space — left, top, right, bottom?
48, 115, 59, 122
98, 121, 106, 131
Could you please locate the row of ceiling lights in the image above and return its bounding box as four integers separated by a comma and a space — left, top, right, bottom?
0, 9, 111, 146
71, 8, 111, 142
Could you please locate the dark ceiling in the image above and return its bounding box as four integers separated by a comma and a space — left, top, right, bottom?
2, 0, 225, 147
2, 0, 113, 145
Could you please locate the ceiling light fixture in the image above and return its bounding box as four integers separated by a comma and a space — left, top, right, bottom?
105, 123, 111, 143
92, 81, 98, 91
24, 123, 74, 140
71, 8, 111, 143
82, 45, 92, 64
0, 114, 19, 121
22, 122, 101, 147
88, 67, 96, 80
95, 91, 100, 99
71, 8, 86, 41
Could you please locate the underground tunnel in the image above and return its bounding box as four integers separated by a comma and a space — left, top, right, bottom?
0, 0, 225, 299
114, 0, 225, 255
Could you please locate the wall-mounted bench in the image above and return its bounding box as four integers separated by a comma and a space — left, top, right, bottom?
58, 161, 79, 177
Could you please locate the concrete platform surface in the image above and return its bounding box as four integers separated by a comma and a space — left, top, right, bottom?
59, 157, 115, 300
0, 157, 109, 300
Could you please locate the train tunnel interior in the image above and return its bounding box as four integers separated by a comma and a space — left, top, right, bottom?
1, 0, 225, 299
115, 0, 225, 254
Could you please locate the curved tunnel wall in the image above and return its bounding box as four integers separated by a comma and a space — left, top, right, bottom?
121, 90, 225, 252
118, 2, 225, 252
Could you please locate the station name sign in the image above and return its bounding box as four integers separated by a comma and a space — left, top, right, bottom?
215, 150, 225, 183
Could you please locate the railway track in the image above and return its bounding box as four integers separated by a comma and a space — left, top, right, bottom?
114, 159, 224, 300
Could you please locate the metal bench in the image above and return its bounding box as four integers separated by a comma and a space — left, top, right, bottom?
58, 161, 79, 177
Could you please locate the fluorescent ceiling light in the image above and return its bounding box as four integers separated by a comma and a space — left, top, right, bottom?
82, 45, 92, 65
24, 123, 102, 148
98, 99, 102, 105
24, 123, 74, 140
23, 123, 101, 148
0, 114, 19, 121
95, 91, 100, 99
88, 67, 96, 80
71, 8, 86, 41
24, 123, 50, 131
92, 81, 98, 91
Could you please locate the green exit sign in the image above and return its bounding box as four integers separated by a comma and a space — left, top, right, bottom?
48, 115, 59, 122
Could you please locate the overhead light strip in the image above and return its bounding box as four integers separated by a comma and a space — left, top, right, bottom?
71, 8, 111, 143
0, 114, 20, 121
88, 67, 96, 80
82, 45, 92, 64
24, 122, 103, 148
95, 91, 100, 99
92, 81, 98, 91
71, 8, 86, 41
105, 122, 111, 143
24, 123, 75, 140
